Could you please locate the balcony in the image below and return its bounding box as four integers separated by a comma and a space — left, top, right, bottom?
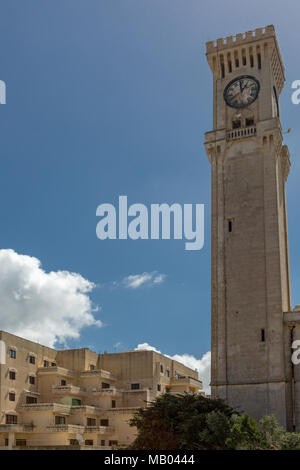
52, 384, 86, 396
0, 424, 34, 433
170, 376, 203, 389
92, 387, 121, 397
37, 366, 75, 378
18, 403, 71, 414
80, 369, 116, 381
84, 426, 114, 434
226, 126, 256, 141
71, 405, 102, 415
46, 424, 85, 433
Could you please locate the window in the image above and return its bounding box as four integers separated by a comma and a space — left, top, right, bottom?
101, 382, 110, 389
160, 364, 164, 373
29, 355, 35, 364
242, 49, 246, 66
29, 375, 35, 385
87, 418, 96, 427
228, 220, 233, 233
43, 360, 49, 367
111, 400, 116, 408
70, 439, 78, 446
166, 369, 170, 377
261, 329, 265, 342
72, 398, 81, 406
232, 119, 241, 129
9, 392, 15, 402
131, 383, 140, 390
100, 419, 109, 427
26, 396, 37, 404
6, 414, 17, 424
157, 384, 161, 392
55, 416, 66, 425
234, 51, 239, 68
61, 379, 66, 386
9, 349, 16, 359
9, 370, 16, 380
16, 439, 26, 447
245, 118, 254, 127
51, 362, 56, 367
109, 440, 118, 447
257, 52, 262, 69
90, 364, 95, 371
85, 440, 93, 446
101, 440, 105, 446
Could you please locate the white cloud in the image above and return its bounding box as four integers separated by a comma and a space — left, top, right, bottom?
0, 249, 102, 348
135, 342, 211, 394
122, 271, 166, 289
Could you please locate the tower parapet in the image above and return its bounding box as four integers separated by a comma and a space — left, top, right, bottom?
206, 24, 284, 94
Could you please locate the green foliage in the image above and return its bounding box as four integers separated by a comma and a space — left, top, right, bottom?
129, 393, 236, 450
259, 415, 300, 450
129, 393, 300, 450
226, 414, 266, 450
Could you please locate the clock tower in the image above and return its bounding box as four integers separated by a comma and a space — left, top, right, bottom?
204, 25, 295, 429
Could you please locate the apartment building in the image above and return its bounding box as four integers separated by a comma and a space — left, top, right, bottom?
0, 330, 202, 450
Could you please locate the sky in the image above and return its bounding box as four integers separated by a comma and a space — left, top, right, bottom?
0, 0, 300, 392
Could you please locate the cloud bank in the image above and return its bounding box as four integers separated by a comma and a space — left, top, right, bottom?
135, 342, 211, 394
0, 249, 101, 348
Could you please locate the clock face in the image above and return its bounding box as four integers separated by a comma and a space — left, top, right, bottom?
224, 75, 260, 109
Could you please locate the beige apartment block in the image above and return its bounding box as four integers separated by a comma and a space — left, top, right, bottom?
0, 330, 202, 450
205, 25, 300, 430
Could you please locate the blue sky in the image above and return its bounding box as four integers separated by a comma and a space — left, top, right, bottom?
0, 1, 300, 378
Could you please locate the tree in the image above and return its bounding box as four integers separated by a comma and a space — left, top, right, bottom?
129, 393, 300, 450
259, 415, 300, 450
129, 393, 249, 450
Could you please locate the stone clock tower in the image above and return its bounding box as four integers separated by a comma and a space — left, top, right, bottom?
204, 25, 298, 429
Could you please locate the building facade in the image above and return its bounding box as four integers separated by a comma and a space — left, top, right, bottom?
0, 330, 202, 449
204, 25, 300, 430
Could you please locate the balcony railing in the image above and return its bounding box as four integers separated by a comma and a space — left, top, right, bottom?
84, 425, 114, 434
18, 403, 72, 414
92, 387, 121, 397
170, 376, 203, 389
37, 366, 75, 378
52, 384, 86, 395
46, 424, 85, 432
227, 126, 256, 141
80, 369, 116, 381
0, 424, 34, 433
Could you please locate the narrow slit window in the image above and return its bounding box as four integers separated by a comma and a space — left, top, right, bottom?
242, 49, 246, 66
257, 53, 262, 69
234, 51, 239, 68
227, 54, 232, 73
250, 54, 254, 67
228, 220, 233, 232
220, 55, 225, 78
261, 329, 265, 342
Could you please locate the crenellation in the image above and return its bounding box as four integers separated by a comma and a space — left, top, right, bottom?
206, 24, 276, 54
